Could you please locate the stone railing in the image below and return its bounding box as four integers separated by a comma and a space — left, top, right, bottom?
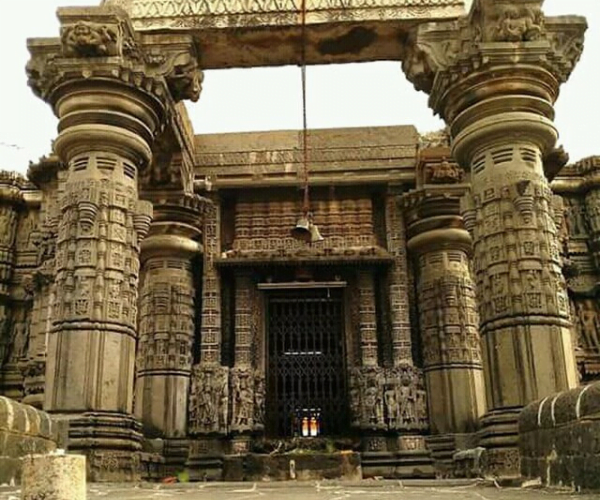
519, 382, 600, 490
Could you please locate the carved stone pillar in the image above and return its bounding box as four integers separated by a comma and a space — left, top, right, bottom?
134, 194, 203, 466
0, 174, 24, 399
357, 270, 378, 367
385, 191, 414, 366
27, 6, 203, 480
405, 184, 485, 436
187, 198, 230, 478
22, 158, 63, 408
403, 0, 586, 475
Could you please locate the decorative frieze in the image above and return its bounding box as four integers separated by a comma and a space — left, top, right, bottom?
226, 196, 381, 260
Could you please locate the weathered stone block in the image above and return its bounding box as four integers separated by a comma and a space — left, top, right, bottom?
21, 453, 86, 500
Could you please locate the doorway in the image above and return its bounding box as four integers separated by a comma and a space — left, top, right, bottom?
265, 288, 349, 438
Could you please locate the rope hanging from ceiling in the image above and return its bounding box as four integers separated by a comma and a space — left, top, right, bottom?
291, 0, 324, 243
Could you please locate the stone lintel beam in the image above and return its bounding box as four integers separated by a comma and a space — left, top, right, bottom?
102, 0, 466, 69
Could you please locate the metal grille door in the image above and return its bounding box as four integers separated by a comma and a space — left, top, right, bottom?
266, 288, 348, 438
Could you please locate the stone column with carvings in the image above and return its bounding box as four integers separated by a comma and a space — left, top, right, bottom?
229, 271, 261, 453
404, 154, 485, 439
403, 0, 586, 476
357, 270, 379, 367
22, 157, 63, 408
27, 6, 203, 480
134, 193, 203, 468
187, 197, 230, 478
0, 174, 26, 399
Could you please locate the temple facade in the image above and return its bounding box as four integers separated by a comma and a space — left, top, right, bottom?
0, 0, 595, 483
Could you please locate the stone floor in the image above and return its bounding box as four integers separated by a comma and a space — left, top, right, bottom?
0, 481, 595, 499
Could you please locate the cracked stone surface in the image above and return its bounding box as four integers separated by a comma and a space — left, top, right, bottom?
0, 481, 596, 499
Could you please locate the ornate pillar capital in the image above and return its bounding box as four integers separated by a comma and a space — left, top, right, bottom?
140, 192, 207, 261
27, 6, 203, 105
402, 1, 587, 163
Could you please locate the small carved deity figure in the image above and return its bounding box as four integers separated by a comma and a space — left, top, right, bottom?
578, 300, 600, 354
495, 6, 543, 42
399, 372, 416, 426
233, 376, 254, 430
384, 385, 399, 427
428, 158, 463, 184
254, 376, 265, 427
364, 384, 383, 426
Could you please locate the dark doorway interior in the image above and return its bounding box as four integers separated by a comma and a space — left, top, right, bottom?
266, 288, 349, 438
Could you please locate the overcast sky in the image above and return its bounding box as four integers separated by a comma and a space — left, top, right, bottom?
1, 1, 598, 174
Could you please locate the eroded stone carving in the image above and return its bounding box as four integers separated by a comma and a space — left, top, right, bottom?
61, 21, 120, 57
166, 56, 203, 102
350, 365, 428, 432
189, 364, 229, 435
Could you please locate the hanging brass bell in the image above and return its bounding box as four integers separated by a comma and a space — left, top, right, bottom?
309, 222, 324, 243
291, 216, 312, 242
291, 216, 324, 243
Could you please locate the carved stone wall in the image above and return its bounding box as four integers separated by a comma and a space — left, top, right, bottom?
224, 193, 383, 261
0, 173, 37, 400
552, 157, 600, 381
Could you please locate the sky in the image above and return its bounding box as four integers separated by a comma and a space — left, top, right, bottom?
0, 0, 598, 174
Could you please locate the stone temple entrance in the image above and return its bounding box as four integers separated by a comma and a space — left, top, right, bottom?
265, 287, 349, 439
0, 0, 589, 487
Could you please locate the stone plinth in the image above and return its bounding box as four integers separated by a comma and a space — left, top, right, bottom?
520, 381, 600, 490
223, 452, 362, 482
21, 453, 86, 500
0, 396, 57, 485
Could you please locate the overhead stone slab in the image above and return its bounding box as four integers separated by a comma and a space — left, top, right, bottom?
102, 0, 467, 68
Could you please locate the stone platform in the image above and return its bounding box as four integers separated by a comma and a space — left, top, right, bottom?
0, 480, 596, 500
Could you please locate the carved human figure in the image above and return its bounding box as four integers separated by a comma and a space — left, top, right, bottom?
578, 300, 600, 354
384, 385, 399, 426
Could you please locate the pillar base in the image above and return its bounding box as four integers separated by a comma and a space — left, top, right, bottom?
360, 434, 435, 479
478, 409, 521, 478
162, 438, 190, 475
186, 437, 227, 481
426, 433, 479, 477
0, 364, 24, 401
59, 411, 143, 482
